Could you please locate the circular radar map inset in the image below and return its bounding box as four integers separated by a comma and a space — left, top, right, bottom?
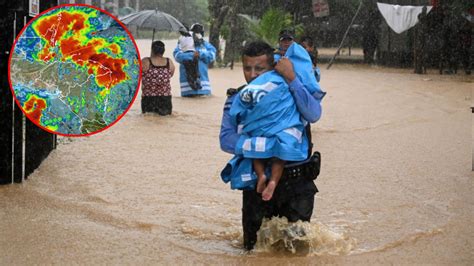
9, 4, 141, 136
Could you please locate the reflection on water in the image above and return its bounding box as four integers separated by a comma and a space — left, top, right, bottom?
255, 217, 355, 255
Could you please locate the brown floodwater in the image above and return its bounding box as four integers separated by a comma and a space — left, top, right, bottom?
0, 40, 472, 264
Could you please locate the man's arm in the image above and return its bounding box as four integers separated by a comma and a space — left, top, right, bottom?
275, 57, 326, 123
173, 45, 194, 64
197, 42, 217, 64
219, 94, 239, 154
289, 78, 325, 123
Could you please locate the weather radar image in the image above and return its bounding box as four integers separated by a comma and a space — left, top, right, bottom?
9, 4, 141, 136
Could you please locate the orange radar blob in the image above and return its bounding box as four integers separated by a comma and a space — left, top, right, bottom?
108, 44, 119, 54
35, 11, 127, 89
23, 96, 47, 123
35, 12, 86, 61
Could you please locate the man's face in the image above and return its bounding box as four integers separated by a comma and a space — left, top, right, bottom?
242, 54, 272, 83
279, 38, 294, 52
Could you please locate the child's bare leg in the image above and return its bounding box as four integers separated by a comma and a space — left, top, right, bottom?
262, 159, 285, 201
253, 159, 267, 193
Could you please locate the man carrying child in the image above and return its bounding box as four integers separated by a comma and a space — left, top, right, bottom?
219, 39, 325, 250
173, 23, 217, 97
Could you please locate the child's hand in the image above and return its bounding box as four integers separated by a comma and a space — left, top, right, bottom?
193, 51, 200, 58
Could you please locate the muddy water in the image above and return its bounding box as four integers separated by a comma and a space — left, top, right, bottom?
0, 40, 473, 264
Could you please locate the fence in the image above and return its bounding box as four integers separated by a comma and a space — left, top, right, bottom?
0, 0, 58, 185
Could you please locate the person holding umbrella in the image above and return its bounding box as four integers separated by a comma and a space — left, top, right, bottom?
173, 23, 217, 97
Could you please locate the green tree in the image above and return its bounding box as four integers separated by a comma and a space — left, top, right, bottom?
208, 0, 230, 63
252, 8, 292, 45
246, 8, 303, 46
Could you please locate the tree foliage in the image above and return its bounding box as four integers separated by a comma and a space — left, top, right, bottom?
248, 8, 294, 46
207, 0, 473, 67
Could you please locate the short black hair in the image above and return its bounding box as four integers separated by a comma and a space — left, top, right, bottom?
241, 41, 275, 66
300, 36, 314, 47
279, 29, 295, 41
151, 41, 165, 55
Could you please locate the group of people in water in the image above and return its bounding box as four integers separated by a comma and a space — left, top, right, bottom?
140, 23, 216, 115
140, 25, 321, 115
141, 25, 325, 251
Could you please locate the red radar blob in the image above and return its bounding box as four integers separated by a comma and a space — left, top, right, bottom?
23, 96, 47, 124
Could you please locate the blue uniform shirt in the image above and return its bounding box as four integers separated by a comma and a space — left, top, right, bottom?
219, 77, 325, 155
173, 41, 216, 96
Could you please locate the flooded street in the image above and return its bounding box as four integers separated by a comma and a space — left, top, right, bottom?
1, 39, 473, 264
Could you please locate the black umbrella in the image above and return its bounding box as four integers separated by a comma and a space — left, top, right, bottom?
120, 9, 186, 41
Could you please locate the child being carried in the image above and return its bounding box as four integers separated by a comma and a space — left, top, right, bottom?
178, 33, 201, 90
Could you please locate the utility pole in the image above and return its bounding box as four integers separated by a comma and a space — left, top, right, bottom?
327, 0, 363, 69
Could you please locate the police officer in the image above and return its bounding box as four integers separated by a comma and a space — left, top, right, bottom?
219, 41, 325, 250
173, 23, 217, 97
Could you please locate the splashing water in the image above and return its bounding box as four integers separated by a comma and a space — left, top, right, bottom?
255, 217, 356, 255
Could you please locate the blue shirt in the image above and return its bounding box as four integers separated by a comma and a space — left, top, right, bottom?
173, 41, 216, 96
219, 77, 324, 154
